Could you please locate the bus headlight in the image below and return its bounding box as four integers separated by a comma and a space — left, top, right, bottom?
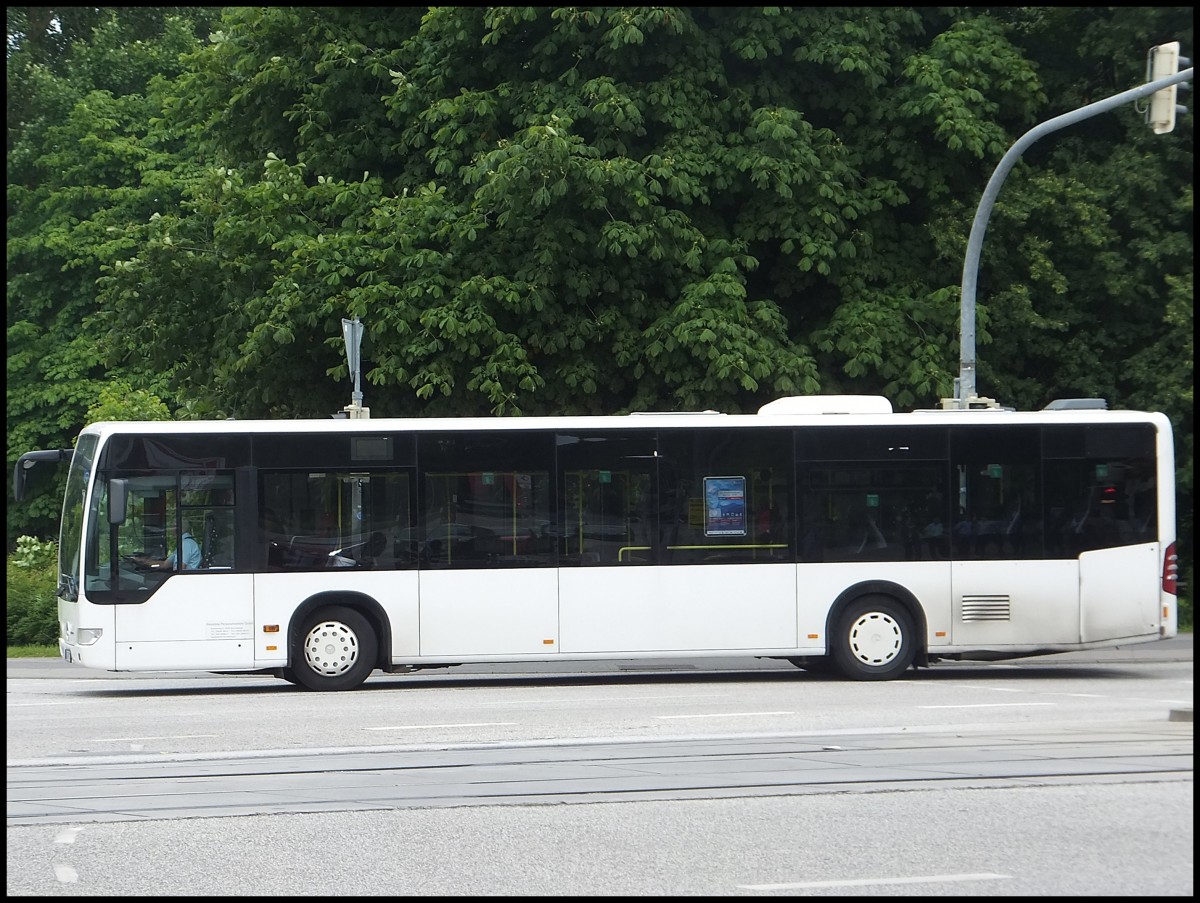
75, 628, 103, 645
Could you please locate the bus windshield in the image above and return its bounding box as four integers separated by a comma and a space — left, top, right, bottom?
58, 434, 98, 603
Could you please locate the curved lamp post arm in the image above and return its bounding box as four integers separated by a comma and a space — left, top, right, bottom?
950, 65, 1193, 409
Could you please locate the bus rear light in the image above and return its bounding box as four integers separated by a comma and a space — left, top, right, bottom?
75, 628, 103, 645
1162, 542, 1178, 595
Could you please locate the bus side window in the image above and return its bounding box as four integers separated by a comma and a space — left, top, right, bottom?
950, 426, 1039, 560
556, 431, 657, 566
197, 508, 235, 568
181, 472, 236, 570
656, 428, 793, 565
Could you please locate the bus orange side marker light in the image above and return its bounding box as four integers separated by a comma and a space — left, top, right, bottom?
543, 639, 555, 645
266, 645, 278, 651
263, 625, 280, 633
935, 631, 947, 637
807, 634, 819, 640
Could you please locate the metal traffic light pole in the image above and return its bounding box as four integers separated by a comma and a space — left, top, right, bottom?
946, 50, 1192, 411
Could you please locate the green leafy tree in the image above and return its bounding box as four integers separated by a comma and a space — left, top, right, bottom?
6, 536, 59, 646
98, 7, 1051, 419
85, 381, 172, 424
6, 7, 220, 543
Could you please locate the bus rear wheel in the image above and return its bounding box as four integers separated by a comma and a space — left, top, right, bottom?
829, 595, 915, 681
292, 606, 377, 691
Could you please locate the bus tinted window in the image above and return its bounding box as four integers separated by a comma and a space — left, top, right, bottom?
798, 426, 948, 461
948, 426, 1040, 560
1043, 424, 1157, 555
86, 469, 237, 597
799, 461, 948, 562
254, 433, 415, 468
556, 431, 656, 565
103, 435, 251, 470
658, 428, 792, 564
261, 470, 413, 570
418, 432, 555, 568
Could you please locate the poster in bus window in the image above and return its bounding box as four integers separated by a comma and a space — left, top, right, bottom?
704, 476, 747, 537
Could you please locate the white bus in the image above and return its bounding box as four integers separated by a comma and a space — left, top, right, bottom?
14, 395, 1178, 691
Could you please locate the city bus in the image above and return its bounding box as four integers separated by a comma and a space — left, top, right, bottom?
13, 395, 1178, 691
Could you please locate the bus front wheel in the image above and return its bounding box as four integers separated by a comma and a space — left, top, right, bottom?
292, 606, 377, 691
829, 595, 916, 681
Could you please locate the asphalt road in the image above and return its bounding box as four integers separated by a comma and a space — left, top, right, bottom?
6, 635, 1193, 895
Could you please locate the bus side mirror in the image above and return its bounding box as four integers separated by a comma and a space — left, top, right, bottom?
108, 478, 128, 526
12, 448, 72, 502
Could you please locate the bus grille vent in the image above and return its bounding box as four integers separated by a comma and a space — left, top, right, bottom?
961, 595, 1012, 621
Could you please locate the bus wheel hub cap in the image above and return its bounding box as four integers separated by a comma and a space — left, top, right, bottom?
849, 613, 901, 665
304, 622, 358, 675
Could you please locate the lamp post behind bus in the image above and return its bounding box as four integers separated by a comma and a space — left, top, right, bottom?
945, 45, 1191, 411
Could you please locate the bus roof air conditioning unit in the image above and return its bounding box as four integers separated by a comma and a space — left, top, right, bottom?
757, 396, 893, 415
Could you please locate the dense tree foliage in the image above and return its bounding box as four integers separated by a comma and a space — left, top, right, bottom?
7, 6, 221, 534
6, 7, 1193, 610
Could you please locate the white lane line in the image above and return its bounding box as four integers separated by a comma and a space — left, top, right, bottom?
7, 701, 75, 707
477, 693, 732, 706
54, 827, 84, 845
91, 735, 218, 742
738, 872, 1011, 890
364, 722, 519, 731
655, 711, 795, 720
53, 864, 79, 884
1127, 696, 1195, 704
938, 684, 1188, 703
917, 702, 1055, 709
936, 685, 1025, 692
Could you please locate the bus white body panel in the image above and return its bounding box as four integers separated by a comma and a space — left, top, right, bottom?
113, 573, 254, 671
951, 559, 1080, 646
558, 563, 797, 653
797, 560, 953, 647
419, 568, 559, 656
59, 598, 116, 672
251, 570, 422, 663
1079, 543, 1162, 643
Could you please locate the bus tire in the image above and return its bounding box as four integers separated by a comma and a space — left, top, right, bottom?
829, 595, 916, 681
292, 606, 377, 691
